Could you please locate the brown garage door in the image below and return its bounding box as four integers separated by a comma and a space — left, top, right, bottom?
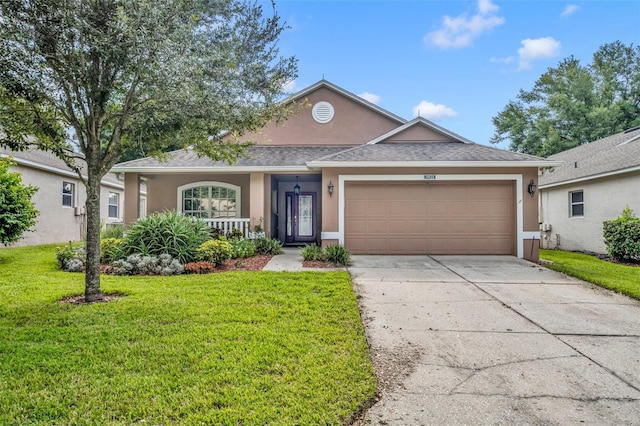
345, 181, 515, 255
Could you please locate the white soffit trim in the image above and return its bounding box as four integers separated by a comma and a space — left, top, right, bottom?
336, 174, 528, 258
539, 164, 640, 190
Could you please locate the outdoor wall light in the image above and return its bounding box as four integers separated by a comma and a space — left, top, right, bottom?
527, 179, 537, 197
327, 180, 334, 197
294, 176, 300, 195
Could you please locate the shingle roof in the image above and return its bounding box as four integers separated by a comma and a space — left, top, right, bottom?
0, 146, 122, 185
0, 146, 79, 172
113, 145, 352, 170
112, 142, 553, 172
539, 127, 640, 187
309, 142, 547, 164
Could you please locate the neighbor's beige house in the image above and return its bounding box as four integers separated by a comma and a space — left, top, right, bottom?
539, 126, 640, 254
113, 80, 557, 261
1, 147, 146, 246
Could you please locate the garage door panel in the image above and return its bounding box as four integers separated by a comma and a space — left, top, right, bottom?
346, 200, 367, 216
345, 181, 515, 255
387, 220, 407, 233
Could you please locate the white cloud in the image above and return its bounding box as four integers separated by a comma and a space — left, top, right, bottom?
561, 4, 580, 17
490, 56, 514, 64
424, 0, 505, 49
517, 37, 561, 70
358, 92, 382, 104
282, 79, 298, 93
413, 101, 458, 121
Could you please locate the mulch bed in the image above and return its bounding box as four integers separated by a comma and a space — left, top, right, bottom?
302, 260, 343, 268
217, 255, 273, 271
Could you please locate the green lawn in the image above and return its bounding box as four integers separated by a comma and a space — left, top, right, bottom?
540, 249, 640, 299
0, 244, 376, 425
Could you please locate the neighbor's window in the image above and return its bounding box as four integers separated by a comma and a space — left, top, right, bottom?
62, 181, 74, 207
108, 192, 119, 218
570, 190, 584, 217
180, 183, 240, 218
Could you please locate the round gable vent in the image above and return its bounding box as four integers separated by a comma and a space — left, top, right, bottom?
312, 101, 334, 124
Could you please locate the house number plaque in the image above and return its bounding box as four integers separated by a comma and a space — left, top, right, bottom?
423, 174, 437, 180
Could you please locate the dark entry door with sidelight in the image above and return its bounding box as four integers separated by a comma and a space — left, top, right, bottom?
285, 192, 316, 244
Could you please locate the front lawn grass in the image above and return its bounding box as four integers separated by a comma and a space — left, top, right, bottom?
540, 249, 640, 300
0, 244, 376, 425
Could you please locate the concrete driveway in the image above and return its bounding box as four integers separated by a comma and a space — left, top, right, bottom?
350, 255, 640, 425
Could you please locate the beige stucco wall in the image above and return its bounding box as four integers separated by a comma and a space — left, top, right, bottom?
385, 126, 456, 142
142, 173, 250, 218
540, 172, 640, 254
5, 164, 124, 246
237, 86, 402, 146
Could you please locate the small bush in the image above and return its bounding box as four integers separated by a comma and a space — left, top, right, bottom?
184, 261, 215, 274
55, 242, 85, 271
254, 237, 283, 255
324, 244, 351, 266
196, 239, 233, 266
227, 228, 245, 240
121, 211, 210, 263
301, 244, 325, 261
107, 254, 184, 276
603, 206, 640, 262
100, 238, 124, 263
230, 238, 256, 259
101, 224, 124, 239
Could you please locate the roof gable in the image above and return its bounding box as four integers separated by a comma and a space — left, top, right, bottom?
236, 80, 406, 147
367, 117, 474, 145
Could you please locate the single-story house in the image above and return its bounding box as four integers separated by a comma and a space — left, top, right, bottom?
0, 147, 146, 246
113, 80, 557, 261
539, 126, 640, 254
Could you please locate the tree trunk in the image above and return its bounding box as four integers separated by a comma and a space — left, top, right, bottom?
84, 166, 103, 302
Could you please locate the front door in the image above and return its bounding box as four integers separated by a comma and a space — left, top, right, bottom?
285, 191, 316, 244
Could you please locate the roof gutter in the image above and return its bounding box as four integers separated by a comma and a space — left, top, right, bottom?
539, 164, 640, 189
110, 165, 311, 174
306, 160, 563, 170
2, 153, 123, 188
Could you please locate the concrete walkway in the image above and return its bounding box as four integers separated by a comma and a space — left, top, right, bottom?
262, 247, 345, 271
350, 255, 640, 425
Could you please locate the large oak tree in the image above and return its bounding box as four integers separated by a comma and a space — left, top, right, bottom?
0, 0, 297, 301
491, 41, 640, 157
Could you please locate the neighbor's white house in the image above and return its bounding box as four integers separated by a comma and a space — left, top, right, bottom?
1, 147, 146, 246
539, 126, 640, 254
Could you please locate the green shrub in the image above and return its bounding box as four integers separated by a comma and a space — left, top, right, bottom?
106, 253, 184, 276
230, 238, 256, 259
196, 239, 233, 266
100, 238, 124, 263
101, 223, 124, 239
301, 244, 325, 261
254, 237, 283, 255
603, 206, 640, 262
227, 228, 245, 240
55, 242, 85, 271
121, 211, 210, 263
324, 244, 351, 266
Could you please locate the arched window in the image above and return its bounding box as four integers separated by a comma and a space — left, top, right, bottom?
177, 182, 241, 218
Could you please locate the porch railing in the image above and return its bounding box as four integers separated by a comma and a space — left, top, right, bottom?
203, 218, 251, 238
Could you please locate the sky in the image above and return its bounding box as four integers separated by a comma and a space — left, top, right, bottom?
265, 0, 640, 149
